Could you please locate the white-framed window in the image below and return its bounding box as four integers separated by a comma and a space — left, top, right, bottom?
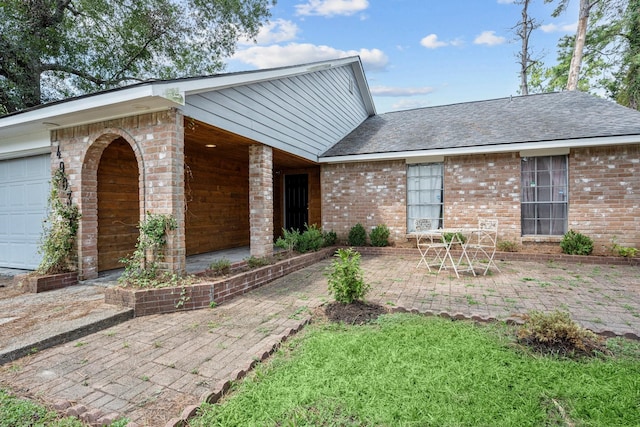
521, 155, 568, 235
407, 163, 443, 232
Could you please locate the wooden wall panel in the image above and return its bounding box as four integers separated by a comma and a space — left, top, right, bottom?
185, 143, 250, 255
97, 138, 139, 271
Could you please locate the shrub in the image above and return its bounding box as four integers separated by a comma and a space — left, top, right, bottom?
496, 240, 518, 252
298, 224, 324, 253
560, 230, 593, 255
369, 224, 390, 247
348, 223, 367, 246
517, 310, 608, 358
209, 258, 231, 275
246, 256, 272, 268
442, 231, 466, 244
327, 248, 370, 304
119, 213, 178, 286
37, 168, 81, 275
275, 228, 301, 253
611, 238, 638, 257
322, 230, 338, 246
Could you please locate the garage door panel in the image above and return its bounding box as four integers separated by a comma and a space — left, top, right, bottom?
0, 154, 50, 269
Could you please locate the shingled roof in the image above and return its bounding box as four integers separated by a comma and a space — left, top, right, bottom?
321, 91, 640, 159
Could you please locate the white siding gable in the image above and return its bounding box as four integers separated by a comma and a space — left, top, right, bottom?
184, 64, 371, 162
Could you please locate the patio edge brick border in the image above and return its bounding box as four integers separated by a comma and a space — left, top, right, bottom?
355, 246, 640, 266
104, 247, 335, 317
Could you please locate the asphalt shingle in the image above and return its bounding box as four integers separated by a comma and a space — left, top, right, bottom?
322, 91, 640, 157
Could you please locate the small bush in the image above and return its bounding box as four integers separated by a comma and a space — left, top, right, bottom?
369, 224, 390, 247
275, 228, 301, 253
517, 310, 608, 358
442, 231, 466, 244
611, 239, 638, 257
209, 258, 231, 275
348, 223, 367, 246
496, 240, 518, 252
560, 230, 593, 255
246, 256, 271, 268
322, 230, 338, 246
298, 224, 324, 253
326, 248, 370, 304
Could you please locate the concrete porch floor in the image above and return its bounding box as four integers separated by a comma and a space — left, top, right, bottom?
85, 246, 254, 285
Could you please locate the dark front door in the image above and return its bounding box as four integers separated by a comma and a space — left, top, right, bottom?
284, 174, 308, 231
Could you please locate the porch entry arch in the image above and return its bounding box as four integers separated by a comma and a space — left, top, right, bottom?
80, 130, 144, 277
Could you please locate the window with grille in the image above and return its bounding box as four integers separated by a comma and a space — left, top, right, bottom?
521, 155, 568, 235
407, 163, 443, 232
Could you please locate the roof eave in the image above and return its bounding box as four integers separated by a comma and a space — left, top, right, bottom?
319, 135, 640, 163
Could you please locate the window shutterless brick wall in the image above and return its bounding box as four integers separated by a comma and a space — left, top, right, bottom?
569, 144, 640, 254
320, 145, 640, 254
321, 161, 407, 243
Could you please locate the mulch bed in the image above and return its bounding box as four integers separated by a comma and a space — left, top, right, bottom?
323, 300, 388, 325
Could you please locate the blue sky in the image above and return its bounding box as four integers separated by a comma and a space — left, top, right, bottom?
226, 0, 580, 113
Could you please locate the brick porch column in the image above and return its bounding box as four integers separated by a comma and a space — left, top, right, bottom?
249, 145, 274, 258
143, 108, 186, 274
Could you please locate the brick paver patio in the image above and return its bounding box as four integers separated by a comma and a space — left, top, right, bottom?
1, 255, 639, 426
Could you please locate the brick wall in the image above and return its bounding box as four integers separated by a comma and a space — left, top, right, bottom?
51, 109, 186, 279
570, 144, 640, 254
444, 153, 521, 242
321, 161, 407, 243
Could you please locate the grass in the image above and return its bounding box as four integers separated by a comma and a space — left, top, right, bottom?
0, 389, 131, 427
0, 389, 84, 427
191, 314, 640, 427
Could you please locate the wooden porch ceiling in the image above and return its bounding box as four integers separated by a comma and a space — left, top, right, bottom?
184, 118, 317, 170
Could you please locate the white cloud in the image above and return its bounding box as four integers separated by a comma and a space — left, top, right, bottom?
420, 34, 463, 49
239, 19, 299, 45
232, 43, 388, 71
370, 86, 434, 97
295, 0, 369, 17
420, 34, 448, 49
473, 30, 506, 46
497, 0, 514, 4
541, 22, 578, 33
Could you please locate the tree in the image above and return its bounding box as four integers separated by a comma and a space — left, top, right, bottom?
545, 0, 603, 90
514, 0, 542, 95
611, 0, 640, 108
0, 0, 274, 113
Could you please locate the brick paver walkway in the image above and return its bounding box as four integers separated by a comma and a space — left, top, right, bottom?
1, 255, 639, 426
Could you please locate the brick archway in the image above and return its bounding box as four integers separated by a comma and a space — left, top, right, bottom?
79, 129, 144, 279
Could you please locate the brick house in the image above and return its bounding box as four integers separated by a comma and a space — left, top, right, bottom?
1, 57, 638, 276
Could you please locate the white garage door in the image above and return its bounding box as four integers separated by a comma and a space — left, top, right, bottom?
0, 154, 50, 269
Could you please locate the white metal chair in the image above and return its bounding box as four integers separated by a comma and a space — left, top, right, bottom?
466, 218, 501, 275
415, 219, 447, 272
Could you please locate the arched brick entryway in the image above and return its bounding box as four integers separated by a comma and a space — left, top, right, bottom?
79, 130, 144, 279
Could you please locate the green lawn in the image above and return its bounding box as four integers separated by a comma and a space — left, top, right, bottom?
191, 314, 640, 427
0, 390, 128, 427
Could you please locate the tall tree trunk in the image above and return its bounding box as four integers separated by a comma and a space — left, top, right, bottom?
518, 0, 536, 95
567, 0, 597, 90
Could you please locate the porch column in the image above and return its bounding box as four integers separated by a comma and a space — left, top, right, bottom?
143, 108, 186, 274
249, 145, 274, 258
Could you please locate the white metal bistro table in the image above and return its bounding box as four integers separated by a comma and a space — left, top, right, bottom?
416, 228, 481, 278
